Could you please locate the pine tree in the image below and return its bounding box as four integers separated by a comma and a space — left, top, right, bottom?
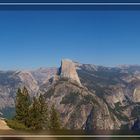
22, 87, 31, 126
49, 104, 61, 130
28, 94, 49, 130
39, 94, 49, 130
15, 87, 61, 130
29, 97, 42, 130
15, 88, 23, 121
15, 87, 30, 126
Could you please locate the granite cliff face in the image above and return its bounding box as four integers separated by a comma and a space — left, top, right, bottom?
60, 59, 82, 86
17, 71, 39, 96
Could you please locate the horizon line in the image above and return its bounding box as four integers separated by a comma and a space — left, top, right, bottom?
0, 63, 140, 71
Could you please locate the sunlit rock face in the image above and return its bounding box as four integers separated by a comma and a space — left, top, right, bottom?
31, 67, 58, 85
18, 71, 39, 96
60, 59, 82, 86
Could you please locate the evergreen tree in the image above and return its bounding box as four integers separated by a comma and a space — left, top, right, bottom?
39, 94, 49, 129
15, 87, 30, 126
15, 88, 23, 121
22, 87, 31, 126
14, 87, 61, 130
29, 97, 42, 130
49, 104, 61, 130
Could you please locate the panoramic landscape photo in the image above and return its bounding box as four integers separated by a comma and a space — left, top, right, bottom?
0, 10, 140, 133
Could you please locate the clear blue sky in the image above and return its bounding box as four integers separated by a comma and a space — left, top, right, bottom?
0, 10, 140, 70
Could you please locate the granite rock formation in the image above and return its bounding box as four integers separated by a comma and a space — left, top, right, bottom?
60, 59, 82, 86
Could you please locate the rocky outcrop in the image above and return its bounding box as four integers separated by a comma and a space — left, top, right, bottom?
0, 118, 11, 130
18, 71, 39, 96
60, 59, 82, 86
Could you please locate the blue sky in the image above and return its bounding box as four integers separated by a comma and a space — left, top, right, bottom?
0, 10, 140, 70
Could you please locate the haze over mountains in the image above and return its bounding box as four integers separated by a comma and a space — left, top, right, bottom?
1, 59, 140, 130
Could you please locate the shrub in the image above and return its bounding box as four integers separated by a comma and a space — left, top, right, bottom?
6, 119, 30, 130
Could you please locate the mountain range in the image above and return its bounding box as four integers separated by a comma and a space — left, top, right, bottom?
0, 59, 140, 130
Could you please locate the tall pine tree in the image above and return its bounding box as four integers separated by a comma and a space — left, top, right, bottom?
15, 88, 23, 121
39, 94, 49, 130
15, 87, 30, 126
28, 97, 42, 130
49, 104, 61, 130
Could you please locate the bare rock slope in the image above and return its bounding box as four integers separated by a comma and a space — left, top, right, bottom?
0, 118, 11, 130
40, 78, 121, 130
